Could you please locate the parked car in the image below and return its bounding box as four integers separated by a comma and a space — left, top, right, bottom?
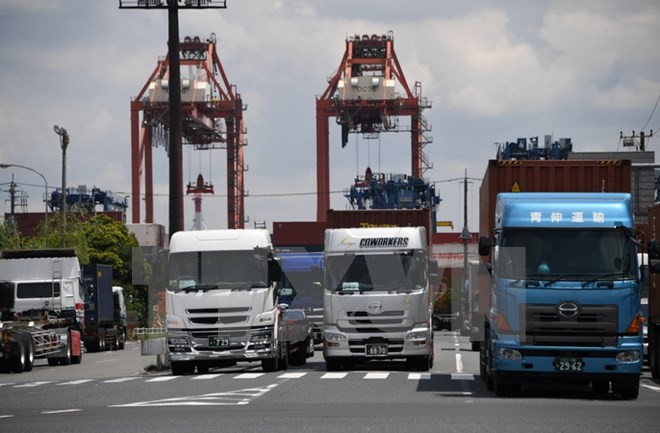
282, 309, 315, 366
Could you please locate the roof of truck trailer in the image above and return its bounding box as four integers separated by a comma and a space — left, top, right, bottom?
169, 229, 273, 252
495, 192, 633, 228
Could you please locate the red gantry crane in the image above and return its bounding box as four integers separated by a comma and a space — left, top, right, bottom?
130, 33, 247, 229
315, 31, 433, 222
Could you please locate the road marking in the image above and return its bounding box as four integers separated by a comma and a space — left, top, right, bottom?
0, 415, 15, 419
407, 373, 431, 380
14, 381, 52, 388
455, 353, 464, 373
192, 374, 224, 380
321, 372, 348, 379
277, 372, 308, 379
145, 376, 180, 382
103, 377, 141, 383
641, 383, 660, 392
451, 373, 474, 381
364, 372, 389, 379
57, 379, 94, 386
41, 409, 82, 414
111, 384, 278, 407
0, 383, 16, 388
234, 373, 264, 379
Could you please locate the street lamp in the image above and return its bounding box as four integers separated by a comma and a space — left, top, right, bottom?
53, 125, 69, 247
0, 163, 49, 241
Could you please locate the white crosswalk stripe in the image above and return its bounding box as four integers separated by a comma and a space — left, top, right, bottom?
145, 376, 180, 382
321, 372, 348, 379
103, 377, 141, 383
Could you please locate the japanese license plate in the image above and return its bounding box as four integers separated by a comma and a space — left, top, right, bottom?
554, 357, 584, 372
365, 344, 388, 357
208, 335, 231, 348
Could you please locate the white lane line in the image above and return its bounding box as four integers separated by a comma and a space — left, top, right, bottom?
455, 353, 464, 373
641, 383, 660, 392
145, 376, 180, 382
364, 372, 389, 379
111, 383, 278, 407
277, 372, 308, 379
321, 372, 348, 379
58, 379, 94, 386
234, 373, 264, 379
0, 383, 16, 388
192, 374, 224, 380
0, 415, 15, 419
407, 373, 432, 380
41, 409, 82, 414
103, 377, 141, 383
14, 381, 53, 388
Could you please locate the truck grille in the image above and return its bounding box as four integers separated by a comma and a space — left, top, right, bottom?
521, 303, 618, 346
186, 307, 251, 326
339, 310, 408, 333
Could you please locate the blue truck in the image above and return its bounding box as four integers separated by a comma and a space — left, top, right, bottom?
478, 192, 643, 398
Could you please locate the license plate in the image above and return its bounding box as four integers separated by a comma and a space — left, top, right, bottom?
365, 344, 388, 357
554, 357, 584, 372
208, 335, 231, 348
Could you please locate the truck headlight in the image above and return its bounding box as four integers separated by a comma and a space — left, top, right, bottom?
324, 332, 346, 345
615, 351, 640, 362
250, 333, 272, 344
168, 336, 189, 346
497, 348, 522, 360
406, 331, 428, 343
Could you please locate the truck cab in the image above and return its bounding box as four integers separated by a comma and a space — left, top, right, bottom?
479, 193, 643, 398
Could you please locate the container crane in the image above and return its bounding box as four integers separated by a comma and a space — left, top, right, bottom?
186, 173, 214, 230
130, 33, 246, 228
315, 31, 433, 222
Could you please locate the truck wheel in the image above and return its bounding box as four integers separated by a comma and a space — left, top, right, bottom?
325, 358, 342, 371
261, 356, 279, 372
23, 336, 35, 372
612, 377, 639, 400
98, 329, 106, 352
117, 329, 126, 350
10, 341, 26, 373
60, 334, 72, 366
290, 342, 307, 366
171, 361, 194, 375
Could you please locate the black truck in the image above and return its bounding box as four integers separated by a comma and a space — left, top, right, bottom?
82, 264, 127, 352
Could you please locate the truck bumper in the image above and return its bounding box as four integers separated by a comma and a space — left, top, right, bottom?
167, 326, 277, 362
492, 340, 643, 379
323, 325, 432, 360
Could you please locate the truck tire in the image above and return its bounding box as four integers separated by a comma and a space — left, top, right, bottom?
60, 334, 72, 366
117, 328, 126, 350
10, 341, 26, 373
289, 342, 307, 366
279, 342, 289, 371
98, 329, 106, 352
261, 356, 279, 372
171, 361, 194, 375
612, 377, 639, 400
23, 339, 35, 372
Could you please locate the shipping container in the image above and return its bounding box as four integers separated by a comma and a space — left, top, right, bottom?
326, 209, 432, 246
479, 159, 632, 238
646, 204, 660, 377
272, 221, 326, 251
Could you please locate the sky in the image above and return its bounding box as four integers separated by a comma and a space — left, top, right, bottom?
1, 0, 659, 238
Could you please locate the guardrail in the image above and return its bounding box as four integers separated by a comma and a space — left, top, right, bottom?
132, 327, 166, 340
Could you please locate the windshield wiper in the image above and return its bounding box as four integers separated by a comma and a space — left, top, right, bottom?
581, 272, 629, 288
181, 284, 219, 293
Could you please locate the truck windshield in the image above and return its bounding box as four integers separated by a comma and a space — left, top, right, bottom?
325, 251, 427, 293
497, 228, 637, 280
168, 250, 268, 292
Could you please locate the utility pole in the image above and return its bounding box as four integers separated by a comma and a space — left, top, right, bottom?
54, 125, 69, 247
119, 0, 227, 239
620, 130, 654, 151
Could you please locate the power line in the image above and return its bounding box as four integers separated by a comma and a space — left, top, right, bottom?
641, 91, 660, 131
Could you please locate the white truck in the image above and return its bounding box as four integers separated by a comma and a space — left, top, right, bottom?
0, 249, 84, 372
322, 227, 438, 371
165, 229, 289, 374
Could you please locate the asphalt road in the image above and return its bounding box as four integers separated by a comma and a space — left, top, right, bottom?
1, 332, 659, 433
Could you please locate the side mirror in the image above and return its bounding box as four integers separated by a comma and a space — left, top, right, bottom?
478, 236, 492, 257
